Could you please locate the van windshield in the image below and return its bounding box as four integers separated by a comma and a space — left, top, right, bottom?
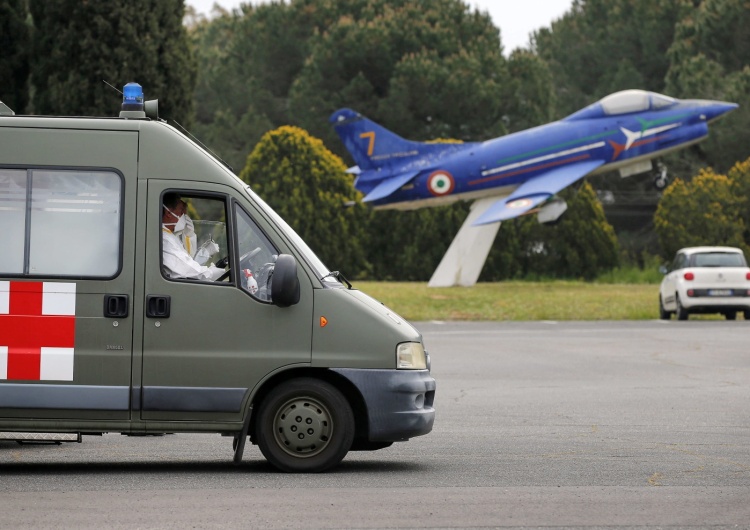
243, 186, 342, 284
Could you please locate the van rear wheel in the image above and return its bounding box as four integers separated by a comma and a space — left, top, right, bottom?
255, 378, 354, 473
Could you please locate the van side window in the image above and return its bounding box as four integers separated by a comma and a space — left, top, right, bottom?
0, 168, 122, 277
234, 205, 279, 301
161, 194, 229, 283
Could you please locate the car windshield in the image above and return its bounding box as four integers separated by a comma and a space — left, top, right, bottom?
690, 252, 747, 267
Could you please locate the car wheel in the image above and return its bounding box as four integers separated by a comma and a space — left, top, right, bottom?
659, 295, 670, 320
675, 294, 689, 321
744, 310, 750, 321
725, 311, 737, 320
255, 378, 354, 473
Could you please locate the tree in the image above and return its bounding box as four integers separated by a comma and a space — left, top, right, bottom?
727, 157, 750, 245
365, 204, 471, 281
654, 165, 749, 259
238, 126, 371, 278
289, 0, 512, 150
190, 2, 310, 170
533, 0, 684, 118
30, 0, 196, 124
191, 0, 558, 164
665, 0, 750, 174
502, 50, 556, 133
0, 0, 30, 113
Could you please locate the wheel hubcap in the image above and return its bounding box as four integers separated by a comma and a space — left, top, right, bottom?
273, 396, 333, 458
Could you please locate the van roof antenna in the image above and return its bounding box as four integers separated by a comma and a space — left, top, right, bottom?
103, 80, 123, 95
172, 120, 234, 173
0, 101, 15, 116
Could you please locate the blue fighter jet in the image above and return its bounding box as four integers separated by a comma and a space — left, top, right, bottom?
330, 90, 737, 286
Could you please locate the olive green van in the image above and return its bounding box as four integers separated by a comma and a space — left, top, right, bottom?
0, 86, 435, 472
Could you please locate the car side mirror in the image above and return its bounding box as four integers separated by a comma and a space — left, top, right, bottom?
272, 254, 300, 307
659, 265, 668, 275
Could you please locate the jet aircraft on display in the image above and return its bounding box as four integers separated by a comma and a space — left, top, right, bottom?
330, 90, 738, 287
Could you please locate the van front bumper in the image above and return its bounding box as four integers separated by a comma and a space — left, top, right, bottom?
331, 368, 435, 442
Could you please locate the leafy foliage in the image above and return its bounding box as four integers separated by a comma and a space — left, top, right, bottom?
665, 0, 750, 173
190, 0, 554, 164
485, 182, 620, 280
533, 0, 683, 118
239, 126, 371, 278
532, 0, 748, 177
30, 0, 196, 123
190, 2, 308, 170
289, 0, 510, 147
654, 159, 750, 259
0, 0, 29, 113
727, 157, 750, 244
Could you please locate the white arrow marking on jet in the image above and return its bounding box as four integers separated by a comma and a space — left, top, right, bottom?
620, 123, 681, 150
481, 141, 606, 177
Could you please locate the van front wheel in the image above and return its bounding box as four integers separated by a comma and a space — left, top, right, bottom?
255, 378, 354, 472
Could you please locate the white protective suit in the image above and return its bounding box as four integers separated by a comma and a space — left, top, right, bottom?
162, 226, 224, 280
175, 215, 220, 265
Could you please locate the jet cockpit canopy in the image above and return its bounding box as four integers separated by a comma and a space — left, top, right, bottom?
565, 90, 677, 120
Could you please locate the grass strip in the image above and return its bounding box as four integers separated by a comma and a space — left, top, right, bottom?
356, 281, 662, 321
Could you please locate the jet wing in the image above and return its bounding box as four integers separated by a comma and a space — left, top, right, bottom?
473, 159, 606, 225
362, 170, 420, 203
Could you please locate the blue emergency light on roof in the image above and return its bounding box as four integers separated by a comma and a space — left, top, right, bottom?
121, 82, 144, 112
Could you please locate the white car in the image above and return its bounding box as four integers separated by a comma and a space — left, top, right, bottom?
659, 247, 750, 320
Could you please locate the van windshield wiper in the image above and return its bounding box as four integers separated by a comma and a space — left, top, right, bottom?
321, 270, 352, 289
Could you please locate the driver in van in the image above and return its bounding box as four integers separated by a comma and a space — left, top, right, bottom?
162, 194, 225, 281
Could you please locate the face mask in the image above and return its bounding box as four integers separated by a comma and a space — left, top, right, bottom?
165, 206, 187, 232
173, 214, 187, 233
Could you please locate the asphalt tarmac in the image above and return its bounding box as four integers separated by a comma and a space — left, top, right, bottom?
2, 320, 749, 528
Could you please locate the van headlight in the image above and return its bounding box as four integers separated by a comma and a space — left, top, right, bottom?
396, 342, 427, 369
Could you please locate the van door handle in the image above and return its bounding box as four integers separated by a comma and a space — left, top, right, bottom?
146, 295, 171, 318
104, 294, 129, 318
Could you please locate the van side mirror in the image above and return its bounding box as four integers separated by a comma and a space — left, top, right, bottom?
272, 254, 300, 307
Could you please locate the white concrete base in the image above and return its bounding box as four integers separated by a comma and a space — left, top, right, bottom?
428, 197, 502, 287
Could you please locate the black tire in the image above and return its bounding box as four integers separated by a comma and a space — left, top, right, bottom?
675, 294, 689, 321
744, 310, 750, 321
725, 311, 737, 320
659, 295, 670, 320
255, 378, 354, 473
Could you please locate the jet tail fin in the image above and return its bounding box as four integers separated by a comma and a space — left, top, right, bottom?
329, 108, 467, 172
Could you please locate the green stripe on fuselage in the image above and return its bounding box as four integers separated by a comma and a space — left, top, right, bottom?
636, 113, 691, 131
492, 129, 619, 165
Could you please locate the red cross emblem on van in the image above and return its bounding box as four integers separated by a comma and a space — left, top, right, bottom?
0, 281, 76, 381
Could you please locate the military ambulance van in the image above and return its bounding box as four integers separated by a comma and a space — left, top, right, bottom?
0, 84, 435, 472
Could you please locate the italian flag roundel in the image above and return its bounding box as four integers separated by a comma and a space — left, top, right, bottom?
427, 170, 455, 196
0, 281, 76, 381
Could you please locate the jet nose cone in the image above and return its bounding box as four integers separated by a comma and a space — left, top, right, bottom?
703, 101, 739, 122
